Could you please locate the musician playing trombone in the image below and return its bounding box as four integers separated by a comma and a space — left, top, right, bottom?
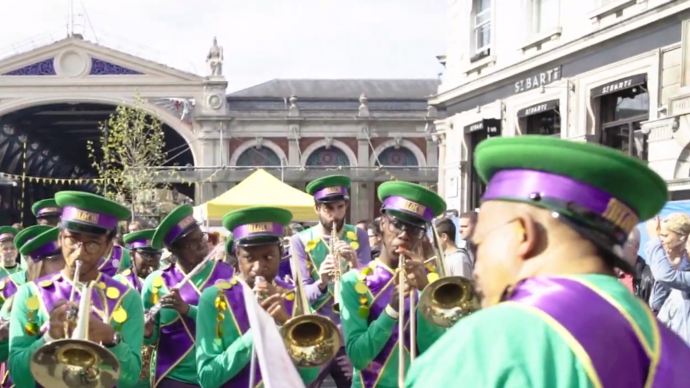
142, 204, 234, 388
404, 136, 690, 387
339, 182, 446, 388
8, 191, 145, 388
291, 175, 371, 388
196, 206, 320, 388
0, 226, 65, 388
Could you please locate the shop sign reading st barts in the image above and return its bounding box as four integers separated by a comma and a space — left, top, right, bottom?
514, 66, 562, 94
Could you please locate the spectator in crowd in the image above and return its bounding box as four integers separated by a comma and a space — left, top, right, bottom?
447, 209, 459, 218
368, 218, 382, 260
646, 213, 690, 343
128, 221, 142, 233
458, 211, 477, 241
434, 217, 473, 278
207, 231, 220, 251
356, 220, 368, 230
289, 222, 304, 236
647, 213, 690, 312
11, 223, 21, 231
621, 227, 654, 303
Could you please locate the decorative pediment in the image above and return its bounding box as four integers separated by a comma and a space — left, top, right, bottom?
0, 36, 203, 84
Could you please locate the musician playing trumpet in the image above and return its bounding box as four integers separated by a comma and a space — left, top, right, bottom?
8, 191, 144, 388
142, 204, 234, 388
291, 175, 371, 388
339, 182, 446, 388
197, 206, 320, 388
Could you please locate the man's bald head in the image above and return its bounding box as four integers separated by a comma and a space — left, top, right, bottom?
623, 228, 641, 267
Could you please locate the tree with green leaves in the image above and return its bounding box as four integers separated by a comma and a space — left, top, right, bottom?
87, 96, 168, 215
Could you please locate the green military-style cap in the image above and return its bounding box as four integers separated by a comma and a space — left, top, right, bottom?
225, 234, 234, 255
475, 135, 668, 253
31, 199, 62, 218
123, 229, 161, 252
15, 225, 52, 250
151, 204, 199, 249
222, 207, 293, 247
0, 226, 19, 243
54, 191, 131, 235
306, 175, 351, 202
378, 182, 446, 225
19, 227, 60, 263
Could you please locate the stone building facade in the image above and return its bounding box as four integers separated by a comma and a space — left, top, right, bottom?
434, 0, 690, 211
0, 35, 438, 223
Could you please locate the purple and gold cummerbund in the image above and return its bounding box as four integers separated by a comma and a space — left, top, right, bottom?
382, 196, 434, 223
29, 241, 60, 262
482, 169, 639, 232
233, 222, 283, 241
164, 215, 198, 246
37, 207, 61, 217
314, 186, 348, 200
61, 206, 119, 230
129, 239, 153, 249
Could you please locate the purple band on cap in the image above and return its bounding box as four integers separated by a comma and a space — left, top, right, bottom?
129, 239, 153, 249
482, 169, 639, 232
37, 207, 61, 217
382, 196, 434, 222
313, 186, 348, 200
29, 241, 60, 262
164, 215, 197, 246
62, 206, 119, 229
0, 233, 14, 242
233, 222, 283, 241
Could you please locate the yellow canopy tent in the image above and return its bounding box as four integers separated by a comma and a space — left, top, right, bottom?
195, 169, 317, 221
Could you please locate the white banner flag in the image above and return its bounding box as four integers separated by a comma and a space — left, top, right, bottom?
238, 278, 306, 388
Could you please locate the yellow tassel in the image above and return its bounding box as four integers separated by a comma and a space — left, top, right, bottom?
151, 288, 159, 305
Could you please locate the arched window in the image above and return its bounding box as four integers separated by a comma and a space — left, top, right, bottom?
236, 147, 281, 166
305, 147, 350, 166
376, 147, 418, 166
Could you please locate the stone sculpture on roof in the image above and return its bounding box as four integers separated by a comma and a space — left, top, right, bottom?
206, 37, 223, 77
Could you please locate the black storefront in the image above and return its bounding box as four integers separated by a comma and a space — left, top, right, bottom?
517, 99, 561, 136
592, 73, 649, 160
464, 119, 501, 209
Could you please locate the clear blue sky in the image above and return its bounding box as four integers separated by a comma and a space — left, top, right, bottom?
0, 0, 447, 92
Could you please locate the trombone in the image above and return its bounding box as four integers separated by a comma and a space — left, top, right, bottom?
329, 221, 344, 313
282, 240, 342, 368
30, 260, 121, 388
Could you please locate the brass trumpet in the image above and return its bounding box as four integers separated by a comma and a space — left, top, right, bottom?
30, 260, 121, 388
330, 222, 343, 313
283, 240, 342, 367
417, 225, 480, 328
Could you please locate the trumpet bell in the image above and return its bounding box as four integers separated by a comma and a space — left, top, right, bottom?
281, 315, 342, 368
418, 276, 480, 328
30, 338, 121, 388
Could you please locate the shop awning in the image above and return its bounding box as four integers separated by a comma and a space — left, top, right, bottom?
517, 99, 559, 117
463, 118, 501, 137
194, 169, 317, 221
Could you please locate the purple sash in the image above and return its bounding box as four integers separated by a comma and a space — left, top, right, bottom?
35, 272, 130, 322
1, 275, 21, 301
509, 277, 690, 388
121, 269, 143, 293
154, 262, 234, 387
98, 245, 124, 277
358, 264, 415, 388
219, 277, 296, 387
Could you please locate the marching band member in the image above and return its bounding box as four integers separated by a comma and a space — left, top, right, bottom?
143, 204, 234, 388
405, 136, 690, 387
291, 175, 370, 387
116, 229, 162, 293
339, 182, 446, 388
97, 235, 132, 277
31, 199, 62, 227
196, 206, 319, 388
8, 191, 145, 388
0, 228, 20, 282
13, 225, 52, 272
0, 227, 65, 387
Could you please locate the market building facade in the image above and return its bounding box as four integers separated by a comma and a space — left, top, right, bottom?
0, 34, 437, 224
433, 0, 690, 211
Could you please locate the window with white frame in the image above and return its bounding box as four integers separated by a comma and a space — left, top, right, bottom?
474, 0, 491, 54
532, 0, 559, 34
